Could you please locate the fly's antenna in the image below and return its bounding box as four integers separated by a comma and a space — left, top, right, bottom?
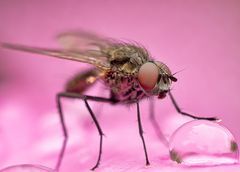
168, 68, 187, 82
172, 68, 187, 76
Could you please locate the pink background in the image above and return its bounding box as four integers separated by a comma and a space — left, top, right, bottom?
0, 0, 240, 171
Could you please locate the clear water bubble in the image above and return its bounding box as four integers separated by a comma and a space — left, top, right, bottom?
0, 164, 55, 172
169, 120, 239, 166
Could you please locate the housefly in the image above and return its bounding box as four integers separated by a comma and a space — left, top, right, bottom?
1, 31, 218, 171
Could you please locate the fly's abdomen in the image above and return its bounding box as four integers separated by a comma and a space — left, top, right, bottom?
65, 68, 100, 94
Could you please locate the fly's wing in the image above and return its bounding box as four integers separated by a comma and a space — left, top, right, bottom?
1, 42, 111, 71
56, 31, 116, 92
56, 30, 113, 52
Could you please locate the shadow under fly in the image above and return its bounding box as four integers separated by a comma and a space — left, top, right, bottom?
1, 31, 218, 171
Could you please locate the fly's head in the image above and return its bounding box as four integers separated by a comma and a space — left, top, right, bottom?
137, 61, 177, 99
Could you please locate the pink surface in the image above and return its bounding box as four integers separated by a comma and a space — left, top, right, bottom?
0, 0, 240, 171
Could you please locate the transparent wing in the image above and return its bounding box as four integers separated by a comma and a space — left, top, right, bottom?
1, 43, 111, 70
56, 30, 116, 54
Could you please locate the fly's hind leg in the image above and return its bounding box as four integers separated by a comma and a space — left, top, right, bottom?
168, 91, 219, 121
56, 92, 115, 171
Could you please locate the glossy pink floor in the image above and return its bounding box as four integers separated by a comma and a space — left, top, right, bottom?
0, 1, 240, 171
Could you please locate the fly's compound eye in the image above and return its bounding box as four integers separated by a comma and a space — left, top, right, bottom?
138, 62, 159, 91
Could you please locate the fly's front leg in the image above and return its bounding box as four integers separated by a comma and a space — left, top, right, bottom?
168, 91, 218, 121
136, 101, 150, 166
149, 98, 168, 147
56, 92, 114, 171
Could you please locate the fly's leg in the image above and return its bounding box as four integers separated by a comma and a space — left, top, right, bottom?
136, 101, 150, 166
149, 98, 169, 147
55, 93, 68, 171
56, 92, 114, 171
84, 98, 103, 171
168, 91, 218, 121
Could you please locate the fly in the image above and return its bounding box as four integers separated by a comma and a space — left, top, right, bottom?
1, 31, 218, 171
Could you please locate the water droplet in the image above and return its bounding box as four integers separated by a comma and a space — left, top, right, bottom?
0, 164, 55, 172
169, 120, 239, 166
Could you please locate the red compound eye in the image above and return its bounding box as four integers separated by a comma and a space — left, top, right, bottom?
138, 62, 159, 91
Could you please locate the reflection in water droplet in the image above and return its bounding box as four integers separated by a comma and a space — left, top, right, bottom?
169, 120, 239, 166
0, 164, 55, 172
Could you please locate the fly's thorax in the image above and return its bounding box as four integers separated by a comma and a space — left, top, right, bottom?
103, 43, 150, 87
104, 69, 145, 102
106, 43, 149, 71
